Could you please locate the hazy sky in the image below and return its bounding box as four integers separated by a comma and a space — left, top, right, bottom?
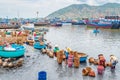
0, 0, 119, 18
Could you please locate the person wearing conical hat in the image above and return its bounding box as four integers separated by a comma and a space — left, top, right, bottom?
66, 47, 71, 53
110, 55, 118, 69
53, 45, 59, 57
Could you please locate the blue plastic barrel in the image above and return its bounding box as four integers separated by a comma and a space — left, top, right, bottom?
38, 71, 47, 80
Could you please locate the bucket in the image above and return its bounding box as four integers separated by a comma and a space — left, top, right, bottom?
97, 65, 104, 74
26, 42, 29, 45
38, 71, 47, 80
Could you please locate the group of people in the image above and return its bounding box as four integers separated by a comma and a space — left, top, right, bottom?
53, 45, 118, 71
97, 54, 118, 74
26, 31, 46, 45
53, 45, 71, 58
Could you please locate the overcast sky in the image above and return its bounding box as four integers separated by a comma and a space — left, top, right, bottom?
0, 0, 119, 18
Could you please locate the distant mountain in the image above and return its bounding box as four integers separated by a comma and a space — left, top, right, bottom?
46, 3, 120, 19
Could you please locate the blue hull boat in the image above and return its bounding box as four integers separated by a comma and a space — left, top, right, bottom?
34, 42, 46, 49
79, 55, 88, 62
77, 52, 88, 62
64, 51, 88, 62
0, 44, 25, 58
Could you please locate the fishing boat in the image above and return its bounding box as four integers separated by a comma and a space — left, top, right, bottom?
87, 23, 112, 29
34, 42, 46, 49
77, 52, 88, 62
87, 16, 120, 29
0, 44, 25, 58
0, 23, 20, 29
72, 20, 86, 25
34, 22, 50, 26
55, 22, 62, 26
64, 51, 88, 62
51, 22, 62, 27
21, 23, 34, 30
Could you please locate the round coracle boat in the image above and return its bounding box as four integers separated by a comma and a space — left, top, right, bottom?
0, 44, 25, 58
34, 42, 46, 49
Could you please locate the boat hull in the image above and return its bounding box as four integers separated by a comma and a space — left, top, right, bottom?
0, 44, 25, 58
80, 55, 88, 62
34, 42, 46, 49
64, 52, 88, 62
87, 23, 112, 29
0, 26, 20, 29
34, 22, 50, 26
72, 22, 85, 25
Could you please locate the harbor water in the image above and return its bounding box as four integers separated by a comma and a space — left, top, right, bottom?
0, 25, 120, 80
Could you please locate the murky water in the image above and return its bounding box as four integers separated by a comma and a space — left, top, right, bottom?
0, 25, 120, 80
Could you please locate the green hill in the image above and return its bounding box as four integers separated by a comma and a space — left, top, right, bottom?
46, 3, 120, 19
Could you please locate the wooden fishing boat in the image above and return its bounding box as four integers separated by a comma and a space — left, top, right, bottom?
34, 22, 50, 26
0, 24, 20, 29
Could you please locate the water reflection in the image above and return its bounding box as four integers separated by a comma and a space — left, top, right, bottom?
0, 25, 120, 80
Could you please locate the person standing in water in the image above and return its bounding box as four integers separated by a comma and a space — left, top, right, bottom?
110, 55, 118, 69
53, 45, 59, 57
98, 54, 106, 68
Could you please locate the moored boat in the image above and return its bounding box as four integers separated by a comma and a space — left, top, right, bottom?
34, 42, 46, 49
34, 22, 50, 26
51, 22, 62, 27
0, 44, 25, 58
72, 20, 86, 25
0, 24, 20, 29
86, 16, 120, 29
21, 23, 34, 30
64, 51, 88, 62
87, 22, 112, 29
77, 52, 88, 62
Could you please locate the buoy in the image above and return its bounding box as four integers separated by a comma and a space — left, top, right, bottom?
0, 59, 3, 66
86, 67, 92, 73
8, 62, 14, 68
88, 57, 95, 63
105, 62, 112, 67
82, 68, 89, 76
89, 70, 96, 77
49, 51, 54, 58
2, 62, 8, 68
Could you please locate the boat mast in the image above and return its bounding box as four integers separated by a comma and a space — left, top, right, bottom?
36, 11, 39, 19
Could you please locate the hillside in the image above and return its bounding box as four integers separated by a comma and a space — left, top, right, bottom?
46, 3, 120, 19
